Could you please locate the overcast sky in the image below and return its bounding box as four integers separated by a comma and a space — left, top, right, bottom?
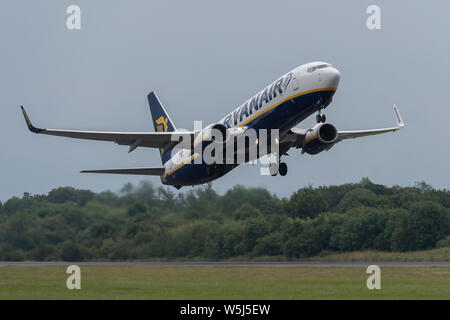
1, 0, 449, 201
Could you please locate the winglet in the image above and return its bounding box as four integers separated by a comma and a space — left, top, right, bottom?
21, 106, 45, 133
393, 104, 405, 128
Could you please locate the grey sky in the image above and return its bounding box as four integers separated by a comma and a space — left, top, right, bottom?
1, 0, 449, 201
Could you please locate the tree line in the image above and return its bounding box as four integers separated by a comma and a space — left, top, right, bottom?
0, 178, 449, 261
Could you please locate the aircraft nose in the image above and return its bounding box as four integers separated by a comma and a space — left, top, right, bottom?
322, 67, 340, 89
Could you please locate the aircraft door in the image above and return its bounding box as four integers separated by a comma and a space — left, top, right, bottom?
292, 71, 299, 91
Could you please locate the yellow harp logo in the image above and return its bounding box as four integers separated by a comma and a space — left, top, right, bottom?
155, 116, 168, 132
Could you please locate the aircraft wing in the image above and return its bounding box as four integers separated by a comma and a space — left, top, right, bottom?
334, 104, 404, 143
287, 104, 404, 148
21, 106, 194, 152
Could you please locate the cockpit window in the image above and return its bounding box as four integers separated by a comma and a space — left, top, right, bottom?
307, 64, 329, 73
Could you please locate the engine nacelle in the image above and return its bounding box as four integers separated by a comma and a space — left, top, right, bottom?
302, 123, 338, 155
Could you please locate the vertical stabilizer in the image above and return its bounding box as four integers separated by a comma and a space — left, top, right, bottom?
147, 91, 176, 164
147, 91, 176, 133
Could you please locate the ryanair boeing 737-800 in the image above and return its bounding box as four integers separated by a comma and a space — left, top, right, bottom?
21, 62, 404, 189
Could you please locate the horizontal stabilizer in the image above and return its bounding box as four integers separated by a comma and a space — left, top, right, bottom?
81, 167, 165, 176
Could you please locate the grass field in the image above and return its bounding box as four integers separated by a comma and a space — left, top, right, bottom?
0, 265, 449, 299
229, 248, 450, 262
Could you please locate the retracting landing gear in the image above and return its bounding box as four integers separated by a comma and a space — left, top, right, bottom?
269, 161, 288, 176
269, 162, 278, 176
278, 162, 287, 176
315, 97, 327, 123
316, 110, 326, 123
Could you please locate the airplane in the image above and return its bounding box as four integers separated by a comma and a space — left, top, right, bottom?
21, 61, 404, 189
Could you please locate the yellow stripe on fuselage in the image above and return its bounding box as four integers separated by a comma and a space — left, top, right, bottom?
162, 153, 200, 179
193, 135, 210, 149
237, 87, 336, 128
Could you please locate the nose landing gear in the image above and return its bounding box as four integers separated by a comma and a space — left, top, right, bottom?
315, 97, 327, 123
316, 112, 326, 123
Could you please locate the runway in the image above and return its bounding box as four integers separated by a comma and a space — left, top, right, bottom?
1, 261, 449, 267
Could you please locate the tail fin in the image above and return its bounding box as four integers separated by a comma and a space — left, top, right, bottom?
147, 91, 177, 164
147, 91, 176, 132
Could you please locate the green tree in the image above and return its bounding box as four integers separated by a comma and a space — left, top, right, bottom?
135, 180, 157, 205
0, 211, 38, 250
242, 218, 269, 252
360, 177, 392, 195
127, 201, 148, 217
3, 196, 33, 215
284, 219, 330, 258
95, 191, 119, 206
336, 188, 380, 212
88, 221, 118, 241
386, 202, 449, 251
285, 187, 329, 218
232, 203, 261, 220
406, 201, 449, 250
0, 179, 448, 261
328, 208, 387, 251
436, 235, 450, 248
184, 184, 219, 219
414, 181, 434, 194
47, 187, 94, 206
60, 242, 83, 261
253, 232, 284, 256
220, 185, 280, 217
29, 242, 53, 260
0, 243, 24, 261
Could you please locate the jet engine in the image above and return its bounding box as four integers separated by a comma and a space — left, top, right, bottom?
302, 123, 338, 155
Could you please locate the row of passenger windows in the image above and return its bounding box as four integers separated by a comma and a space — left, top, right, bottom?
307, 64, 329, 73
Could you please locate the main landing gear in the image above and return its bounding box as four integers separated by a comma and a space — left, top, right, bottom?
269, 161, 288, 176
279, 162, 287, 176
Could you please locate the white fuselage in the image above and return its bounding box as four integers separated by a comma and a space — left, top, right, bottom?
162, 62, 340, 184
